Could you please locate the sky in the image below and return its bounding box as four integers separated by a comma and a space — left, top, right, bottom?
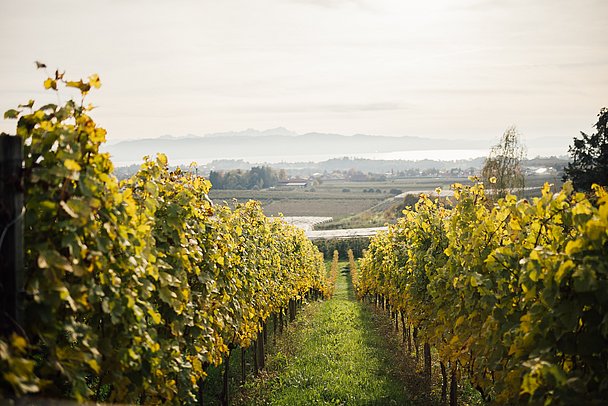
1, 0, 607, 149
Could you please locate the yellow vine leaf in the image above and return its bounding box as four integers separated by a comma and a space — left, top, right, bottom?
43, 78, 57, 90
89, 74, 101, 88
64, 159, 81, 172
86, 359, 100, 374
10, 334, 27, 354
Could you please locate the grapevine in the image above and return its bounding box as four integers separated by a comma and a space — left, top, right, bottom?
359, 180, 608, 404
0, 71, 327, 403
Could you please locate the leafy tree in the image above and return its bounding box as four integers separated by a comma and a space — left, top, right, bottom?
208, 166, 280, 189
563, 107, 608, 191
481, 126, 526, 197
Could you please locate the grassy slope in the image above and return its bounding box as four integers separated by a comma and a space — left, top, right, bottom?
236, 265, 410, 405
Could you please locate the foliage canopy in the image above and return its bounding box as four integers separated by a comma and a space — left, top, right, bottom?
358, 180, 608, 404
563, 107, 608, 191
0, 68, 328, 403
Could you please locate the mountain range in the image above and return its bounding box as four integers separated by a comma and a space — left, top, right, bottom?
104, 128, 497, 166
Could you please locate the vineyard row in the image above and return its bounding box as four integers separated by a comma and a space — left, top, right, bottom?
0, 74, 330, 404
356, 181, 608, 404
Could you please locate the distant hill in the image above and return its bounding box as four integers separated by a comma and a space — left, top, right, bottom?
104, 129, 492, 165
112, 154, 569, 181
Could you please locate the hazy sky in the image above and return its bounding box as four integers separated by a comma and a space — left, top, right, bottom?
1, 0, 606, 146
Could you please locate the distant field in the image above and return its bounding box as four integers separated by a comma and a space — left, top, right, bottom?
264, 198, 381, 217
207, 178, 453, 218
209, 174, 561, 219
312, 177, 464, 194
524, 174, 564, 189
208, 189, 384, 217
209, 189, 378, 201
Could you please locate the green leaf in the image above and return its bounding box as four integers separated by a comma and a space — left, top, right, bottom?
18, 100, 35, 109
38, 250, 73, 272
60, 201, 79, 219
4, 109, 19, 119
572, 267, 598, 292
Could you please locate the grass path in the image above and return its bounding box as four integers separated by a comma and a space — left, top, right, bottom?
236, 265, 411, 405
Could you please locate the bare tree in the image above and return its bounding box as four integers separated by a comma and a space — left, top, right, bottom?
482, 126, 526, 198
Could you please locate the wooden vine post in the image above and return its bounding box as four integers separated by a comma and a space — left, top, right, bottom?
450, 365, 458, 406
440, 361, 448, 403
400, 312, 406, 342
241, 347, 246, 384
256, 328, 265, 370
0, 134, 24, 335
221, 350, 231, 406
289, 299, 296, 321
423, 342, 432, 389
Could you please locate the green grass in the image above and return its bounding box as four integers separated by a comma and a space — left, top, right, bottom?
236, 268, 411, 405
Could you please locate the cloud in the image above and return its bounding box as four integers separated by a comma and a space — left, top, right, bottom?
228, 101, 409, 114
288, 0, 369, 9
324, 102, 406, 113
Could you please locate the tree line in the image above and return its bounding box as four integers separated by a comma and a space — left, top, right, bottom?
208, 166, 286, 190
